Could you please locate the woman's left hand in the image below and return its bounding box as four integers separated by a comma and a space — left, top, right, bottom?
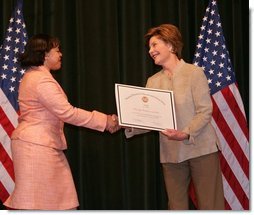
161, 129, 189, 141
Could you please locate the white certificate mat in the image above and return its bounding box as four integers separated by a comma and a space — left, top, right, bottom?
115, 83, 177, 131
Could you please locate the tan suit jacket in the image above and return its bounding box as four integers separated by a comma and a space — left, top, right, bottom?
125, 60, 220, 163
12, 66, 107, 150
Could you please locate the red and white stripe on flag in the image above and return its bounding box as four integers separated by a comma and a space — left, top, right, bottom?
0, 89, 17, 202
211, 83, 249, 209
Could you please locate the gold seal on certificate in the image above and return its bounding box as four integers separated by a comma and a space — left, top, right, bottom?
115, 83, 177, 131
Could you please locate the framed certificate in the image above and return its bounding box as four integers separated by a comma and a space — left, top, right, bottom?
115, 83, 177, 131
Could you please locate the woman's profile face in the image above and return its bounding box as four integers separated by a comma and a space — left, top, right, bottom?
44, 46, 62, 71
148, 36, 172, 66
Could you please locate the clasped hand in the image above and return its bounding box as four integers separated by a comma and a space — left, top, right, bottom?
106, 114, 121, 134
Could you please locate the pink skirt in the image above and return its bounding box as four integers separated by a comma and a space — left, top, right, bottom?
4, 139, 79, 210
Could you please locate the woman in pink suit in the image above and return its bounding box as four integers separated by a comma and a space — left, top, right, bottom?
4, 34, 120, 210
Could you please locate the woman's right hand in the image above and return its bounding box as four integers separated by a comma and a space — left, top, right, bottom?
106, 114, 121, 133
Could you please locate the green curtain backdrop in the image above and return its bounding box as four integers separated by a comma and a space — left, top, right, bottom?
0, 0, 248, 210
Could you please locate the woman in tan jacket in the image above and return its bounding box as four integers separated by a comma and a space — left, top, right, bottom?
4, 34, 120, 210
125, 24, 225, 210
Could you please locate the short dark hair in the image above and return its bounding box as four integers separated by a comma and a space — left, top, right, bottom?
144, 24, 183, 59
19, 34, 60, 67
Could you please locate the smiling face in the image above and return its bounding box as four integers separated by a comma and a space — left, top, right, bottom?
44, 46, 62, 71
145, 24, 184, 61
148, 36, 173, 66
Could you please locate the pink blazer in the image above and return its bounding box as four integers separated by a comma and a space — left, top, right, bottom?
12, 66, 107, 150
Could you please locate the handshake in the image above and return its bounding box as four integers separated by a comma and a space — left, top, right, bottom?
105, 114, 121, 134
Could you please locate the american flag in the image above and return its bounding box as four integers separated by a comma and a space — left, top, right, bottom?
0, 0, 27, 203
192, 0, 249, 210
